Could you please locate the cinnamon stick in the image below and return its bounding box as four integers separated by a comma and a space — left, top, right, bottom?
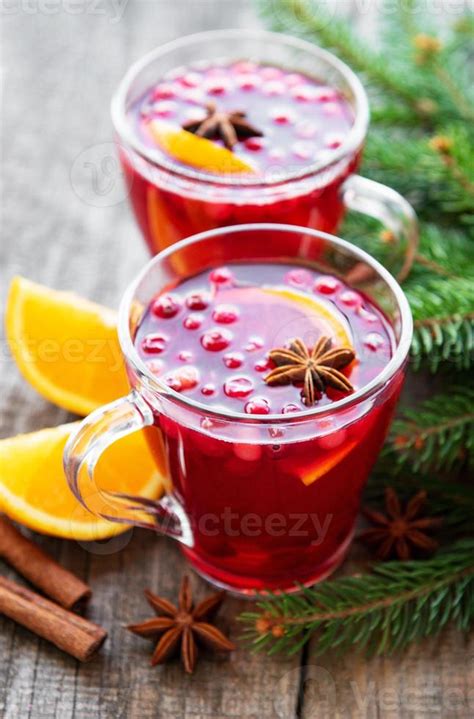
0, 576, 107, 662
0, 516, 91, 610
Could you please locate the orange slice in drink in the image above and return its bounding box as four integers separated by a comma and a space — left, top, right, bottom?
0, 423, 163, 540
148, 120, 256, 175
260, 287, 356, 486
298, 440, 358, 486
262, 287, 352, 347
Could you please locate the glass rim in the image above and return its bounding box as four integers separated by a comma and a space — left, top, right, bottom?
111, 29, 370, 188
118, 223, 413, 424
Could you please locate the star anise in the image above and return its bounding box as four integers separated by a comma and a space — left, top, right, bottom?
359, 488, 442, 560
182, 101, 263, 150
127, 576, 235, 673
264, 336, 355, 406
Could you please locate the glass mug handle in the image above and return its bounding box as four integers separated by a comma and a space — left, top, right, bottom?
63, 391, 194, 546
341, 174, 418, 282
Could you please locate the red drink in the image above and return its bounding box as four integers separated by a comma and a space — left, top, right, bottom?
123, 62, 357, 255
113, 32, 367, 257
134, 263, 400, 592
65, 225, 412, 596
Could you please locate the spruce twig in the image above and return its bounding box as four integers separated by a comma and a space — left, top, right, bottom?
384, 386, 474, 473
406, 278, 474, 372
239, 540, 474, 656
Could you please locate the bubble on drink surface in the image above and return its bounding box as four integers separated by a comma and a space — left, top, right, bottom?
238, 74, 262, 91
291, 85, 316, 102
339, 290, 362, 308
223, 352, 244, 369
271, 108, 295, 125
243, 137, 265, 152
314, 86, 339, 102
313, 275, 341, 295
363, 332, 385, 352
152, 100, 178, 118
152, 83, 175, 100
282, 403, 301, 414
296, 120, 318, 139
245, 336, 264, 352
178, 350, 193, 362
261, 66, 283, 81
254, 357, 271, 372
151, 293, 182, 319
147, 359, 164, 375
141, 333, 168, 354
165, 366, 200, 392
292, 141, 316, 160
186, 292, 210, 310
183, 313, 204, 330
285, 268, 313, 288
209, 267, 234, 285
178, 72, 201, 88
263, 80, 286, 96
201, 328, 233, 352
224, 376, 254, 398
212, 304, 239, 324
285, 73, 305, 86
325, 133, 344, 148
205, 78, 232, 96
245, 397, 271, 415
358, 307, 379, 324
233, 60, 258, 74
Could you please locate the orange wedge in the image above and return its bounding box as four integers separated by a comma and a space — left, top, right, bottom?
262, 287, 352, 347
0, 423, 163, 539
299, 440, 358, 486
6, 276, 130, 416
148, 120, 256, 175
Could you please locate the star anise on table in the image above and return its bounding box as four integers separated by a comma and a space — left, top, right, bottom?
182, 101, 263, 150
359, 488, 442, 560
127, 576, 235, 673
264, 336, 355, 406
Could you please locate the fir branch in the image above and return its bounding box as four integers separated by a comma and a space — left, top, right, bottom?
431, 124, 474, 199
342, 216, 474, 372
412, 224, 474, 280
259, 0, 468, 124
342, 217, 474, 282
239, 540, 474, 657
258, 0, 427, 118
384, 0, 474, 122
363, 128, 474, 226
384, 386, 474, 473
433, 63, 474, 123
406, 277, 474, 372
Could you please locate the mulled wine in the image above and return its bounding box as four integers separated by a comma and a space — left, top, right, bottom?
118, 48, 360, 255
134, 262, 400, 591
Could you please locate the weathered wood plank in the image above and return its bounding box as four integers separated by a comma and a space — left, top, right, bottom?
301, 631, 474, 719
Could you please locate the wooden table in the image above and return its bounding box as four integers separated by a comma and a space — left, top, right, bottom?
0, 2, 472, 717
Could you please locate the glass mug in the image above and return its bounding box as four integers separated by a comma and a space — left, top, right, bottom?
112, 30, 418, 280
64, 224, 412, 595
